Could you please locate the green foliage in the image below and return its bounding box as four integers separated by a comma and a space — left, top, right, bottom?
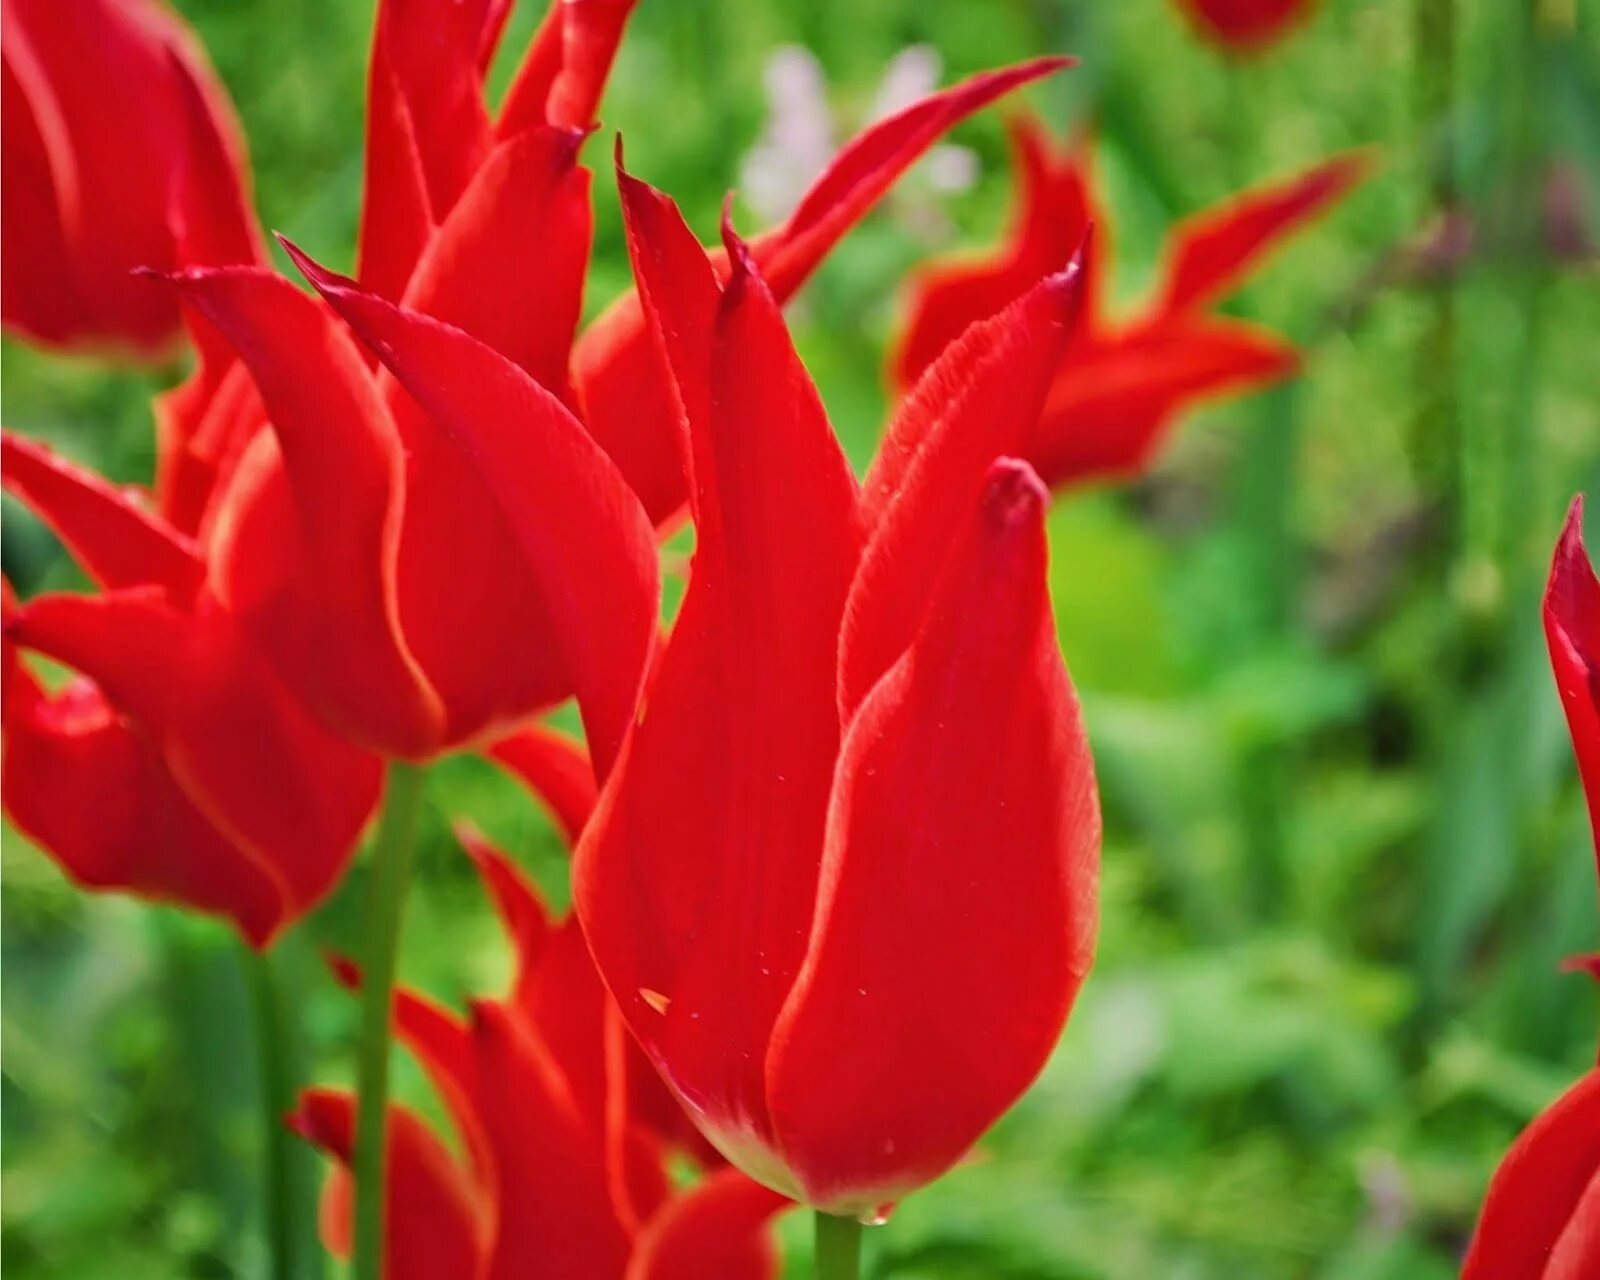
5, 0, 1600, 1276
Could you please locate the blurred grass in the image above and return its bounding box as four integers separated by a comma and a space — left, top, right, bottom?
4, 0, 1600, 1277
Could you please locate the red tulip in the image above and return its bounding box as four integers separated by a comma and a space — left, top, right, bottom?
1, 434, 380, 947
1545, 498, 1600, 855
571, 164, 1100, 1215
294, 828, 790, 1278
1173, 0, 1316, 53
1, 0, 261, 357
1459, 502, 1600, 1277
891, 115, 1368, 490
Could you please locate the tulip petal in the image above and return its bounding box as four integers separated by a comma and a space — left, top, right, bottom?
625, 1167, 790, 1280
2, 631, 286, 947
501, 0, 640, 134
472, 1002, 634, 1280
167, 264, 446, 757
1154, 151, 1369, 317
401, 126, 592, 401
576, 227, 861, 1173
485, 724, 598, 843
1029, 315, 1299, 488
290, 1089, 487, 1279
358, 0, 493, 298
291, 251, 658, 774
1545, 497, 1600, 856
768, 459, 1099, 1212
1, 432, 204, 601
1463, 1069, 1600, 1280
844, 266, 1084, 717
572, 57, 1070, 526
9, 589, 381, 922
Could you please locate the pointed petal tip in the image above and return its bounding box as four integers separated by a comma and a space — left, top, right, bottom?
324, 951, 361, 990
719, 194, 757, 279
982, 456, 1050, 527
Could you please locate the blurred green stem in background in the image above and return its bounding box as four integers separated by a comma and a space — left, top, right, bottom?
815, 1213, 864, 1280
352, 762, 428, 1280
241, 942, 318, 1280
1411, 0, 1460, 546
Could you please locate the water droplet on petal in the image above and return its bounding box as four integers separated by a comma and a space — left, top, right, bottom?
858, 1203, 894, 1227
639, 987, 671, 1015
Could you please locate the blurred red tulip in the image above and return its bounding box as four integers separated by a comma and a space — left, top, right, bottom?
1174, 0, 1316, 53
572, 167, 1100, 1215
0, 0, 261, 358
0, 434, 380, 947
891, 116, 1368, 489
294, 829, 790, 1279
1460, 502, 1600, 1278
1545, 498, 1600, 855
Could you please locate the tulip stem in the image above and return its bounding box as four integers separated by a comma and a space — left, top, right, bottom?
242, 944, 297, 1280
814, 1212, 863, 1280
352, 760, 428, 1280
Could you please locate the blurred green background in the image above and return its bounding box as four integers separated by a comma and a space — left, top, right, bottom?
4, 0, 1600, 1276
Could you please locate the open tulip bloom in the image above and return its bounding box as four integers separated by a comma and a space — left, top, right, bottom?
1460, 500, 1600, 1279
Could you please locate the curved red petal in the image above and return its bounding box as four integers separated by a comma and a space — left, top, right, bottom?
167, 264, 446, 757
485, 724, 598, 844
572, 57, 1069, 527
1545, 497, 1600, 858
844, 267, 1083, 717
292, 251, 658, 773
358, 0, 492, 298
890, 115, 1097, 390
290, 1089, 488, 1280
1154, 150, 1369, 317
768, 459, 1099, 1212
625, 1168, 790, 1280
1028, 315, 1299, 488
1463, 1068, 1600, 1280
9, 589, 381, 924
1, 432, 204, 601
401, 126, 591, 402
576, 234, 860, 1172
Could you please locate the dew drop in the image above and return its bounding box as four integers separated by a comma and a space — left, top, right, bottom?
639, 987, 671, 1015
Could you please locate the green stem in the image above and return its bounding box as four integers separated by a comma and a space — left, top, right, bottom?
243, 945, 295, 1280
814, 1212, 864, 1280
352, 761, 428, 1280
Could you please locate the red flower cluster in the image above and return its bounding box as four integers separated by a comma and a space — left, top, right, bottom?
0, 0, 1383, 1267
1461, 501, 1600, 1279
295, 814, 790, 1280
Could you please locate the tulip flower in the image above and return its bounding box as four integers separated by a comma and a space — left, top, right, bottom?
1172, 0, 1316, 53
1, 0, 261, 357
891, 115, 1368, 490
1, 433, 380, 947
1459, 502, 1600, 1278
570, 162, 1101, 1218
293, 827, 790, 1278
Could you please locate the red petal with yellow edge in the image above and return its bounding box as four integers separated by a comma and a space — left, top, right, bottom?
625, 1167, 790, 1280
1463, 1069, 1600, 1280
572, 57, 1070, 527
845, 266, 1084, 718
166, 265, 446, 758
1028, 315, 1299, 488
576, 229, 860, 1174
1, 432, 204, 601
768, 459, 1099, 1213
289, 1089, 488, 1280
1545, 497, 1600, 857
292, 251, 658, 771
1154, 150, 1368, 317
